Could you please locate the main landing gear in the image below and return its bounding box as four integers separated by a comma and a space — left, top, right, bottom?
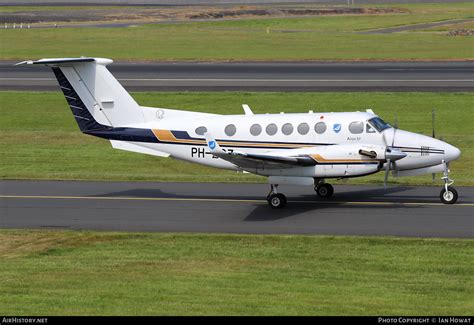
440, 160, 458, 204
266, 180, 335, 208
267, 184, 287, 209
314, 182, 334, 199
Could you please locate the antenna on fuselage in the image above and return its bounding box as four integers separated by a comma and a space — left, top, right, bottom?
242, 104, 253, 115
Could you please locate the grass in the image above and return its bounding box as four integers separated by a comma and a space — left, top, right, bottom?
423, 21, 474, 32
0, 2, 472, 61
0, 91, 473, 185
198, 3, 473, 32
0, 230, 472, 315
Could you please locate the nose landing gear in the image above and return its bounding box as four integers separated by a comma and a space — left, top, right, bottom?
440, 160, 458, 204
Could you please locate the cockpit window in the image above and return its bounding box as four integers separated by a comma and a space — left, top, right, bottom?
368, 117, 391, 132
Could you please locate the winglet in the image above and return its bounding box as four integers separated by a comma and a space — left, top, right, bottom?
242, 104, 253, 115
204, 133, 223, 153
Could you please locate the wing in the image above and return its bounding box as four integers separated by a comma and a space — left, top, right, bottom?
204, 133, 315, 169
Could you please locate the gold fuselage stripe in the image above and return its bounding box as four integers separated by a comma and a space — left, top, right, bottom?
309, 154, 376, 164
151, 129, 314, 148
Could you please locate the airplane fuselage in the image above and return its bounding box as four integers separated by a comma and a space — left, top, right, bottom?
128, 108, 459, 178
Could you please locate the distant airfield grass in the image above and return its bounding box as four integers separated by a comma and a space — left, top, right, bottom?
0, 230, 472, 316
0, 91, 472, 186
0, 2, 472, 61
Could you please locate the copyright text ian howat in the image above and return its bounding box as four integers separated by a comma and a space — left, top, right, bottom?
378, 317, 472, 324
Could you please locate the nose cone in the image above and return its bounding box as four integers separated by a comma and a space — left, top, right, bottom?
444, 143, 461, 162
390, 129, 461, 170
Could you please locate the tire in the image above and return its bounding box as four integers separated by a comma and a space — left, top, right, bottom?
316, 183, 334, 199
440, 186, 458, 204
267, 193, 287, 209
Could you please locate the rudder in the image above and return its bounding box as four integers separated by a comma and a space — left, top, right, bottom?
17, 57, 145, 130
52, 67, 108, 132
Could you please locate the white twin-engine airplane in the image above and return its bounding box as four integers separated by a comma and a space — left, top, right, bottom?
18, 57, 462, 208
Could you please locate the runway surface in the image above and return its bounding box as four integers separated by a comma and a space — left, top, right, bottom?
0, 0, 465, 5
1, 180, 472, 238
2, 61, 473, 92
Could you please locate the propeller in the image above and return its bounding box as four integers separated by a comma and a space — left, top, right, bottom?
382, 118, 406, 188
432, 109, 436, 181
384, 157, 391, 188
383, 147, 406, 188
432, 109, 436, 139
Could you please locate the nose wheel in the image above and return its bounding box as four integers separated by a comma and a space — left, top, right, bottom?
440, 186, 458, 204
314, 182, 334, 199
440, 160, 458, 204
267, 184, 287, 209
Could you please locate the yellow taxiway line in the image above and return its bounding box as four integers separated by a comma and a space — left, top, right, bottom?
1, 195, 473, 207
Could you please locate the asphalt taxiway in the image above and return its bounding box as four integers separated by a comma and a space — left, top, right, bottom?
1, 180, 472, 238
2, 61, 473, 92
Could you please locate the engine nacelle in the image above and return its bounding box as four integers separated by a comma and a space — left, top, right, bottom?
257, 144, 384, 178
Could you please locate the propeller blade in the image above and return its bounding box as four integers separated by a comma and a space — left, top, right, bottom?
391, 127, 397, 147
384, 160, 391, 188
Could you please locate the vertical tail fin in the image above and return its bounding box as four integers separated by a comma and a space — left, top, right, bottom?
51, 66, 108, 132
16, 58, 145, 131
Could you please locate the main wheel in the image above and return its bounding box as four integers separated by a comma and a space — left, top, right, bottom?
440, 186, 458, 204
267, 193, 287, 209
315, 183, 334, 199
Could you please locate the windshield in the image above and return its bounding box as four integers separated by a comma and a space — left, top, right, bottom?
368, 117, 392, 132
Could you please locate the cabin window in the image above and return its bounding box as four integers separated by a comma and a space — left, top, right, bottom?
314, 122, 327, 134
195, 126, 207, 135
297, 123, 309, 135
282, 123, 294, 135
266, 123, 278, 136
225, 124, 236, 136
250, 124, 262, 136
349, 121, 364, 134
366, 123, 376, 133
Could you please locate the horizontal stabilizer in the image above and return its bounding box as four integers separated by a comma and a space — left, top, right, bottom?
15, 57, 111, 66
110, 140, 170, 158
